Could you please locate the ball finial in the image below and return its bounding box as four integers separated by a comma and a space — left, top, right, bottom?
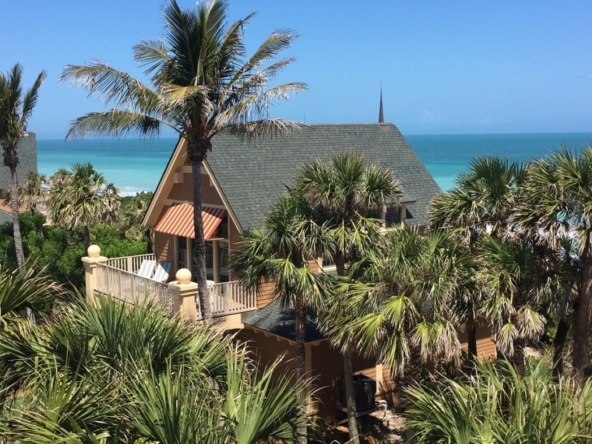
87, 245, 101, 258
176, 268, 192, 285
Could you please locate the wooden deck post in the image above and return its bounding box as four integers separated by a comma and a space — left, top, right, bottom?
81, 245, 108, 300
169, 268, 198, 324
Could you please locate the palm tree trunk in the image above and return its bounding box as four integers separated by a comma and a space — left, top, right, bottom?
467, 323, 478, 358
573, 249, 592, 383
192, 160, 211, 323
294, 294, 308, 444
334, 252, 361, 443
552, 316, 570, 378
511, 338, 526, 377
83, 225, 91, 254
333, 251, 360, 444
145, 228, 154, 254
343, 348, 360, 444
9, 165, 25, 274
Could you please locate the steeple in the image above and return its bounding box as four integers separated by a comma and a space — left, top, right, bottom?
378, 82, 384, 123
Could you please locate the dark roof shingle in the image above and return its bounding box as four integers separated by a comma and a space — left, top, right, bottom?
206, 123, 441, 231
244, 299, 325, 343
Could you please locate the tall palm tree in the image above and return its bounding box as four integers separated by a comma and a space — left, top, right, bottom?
0, 64, 46, 273
60, 0, 306, 322
294, 152, 401, 444
48, 163, 120, 253
230, 192, 325, 442
516, 147, 592, 382
430, 157, 527, 357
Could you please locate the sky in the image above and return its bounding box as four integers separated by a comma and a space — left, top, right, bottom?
2, 0, 592, 139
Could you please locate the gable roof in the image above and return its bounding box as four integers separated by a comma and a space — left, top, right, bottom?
206, 123, 440, 231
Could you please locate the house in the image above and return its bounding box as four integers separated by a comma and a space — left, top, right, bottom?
84, 122, 495, 420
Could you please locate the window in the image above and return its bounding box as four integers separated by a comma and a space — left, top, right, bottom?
366, 205, 402, 227
385, 206, 401, 227
191, 239, 229, 283
177, 236, 187, 269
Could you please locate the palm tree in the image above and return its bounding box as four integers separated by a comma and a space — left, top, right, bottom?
516, 147, 592, 382
0, 64, 46, 273
230, 192, 325, 442
47, 163, 120, 253
324, 227, 468, 382
294, 152, 401, 444
60, 0, 306, 322
2, 171, 47, 214
429, 157, 527, 357
119, 192, 154, 253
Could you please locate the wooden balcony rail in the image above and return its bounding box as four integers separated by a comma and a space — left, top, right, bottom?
198, 280, 257, 318
106, 253, 157, 273
95, 262, 172, 315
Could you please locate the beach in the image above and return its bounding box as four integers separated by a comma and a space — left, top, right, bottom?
37, 132, 592, 195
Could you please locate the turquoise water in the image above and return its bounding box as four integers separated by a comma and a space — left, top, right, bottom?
37, 133, 592, 195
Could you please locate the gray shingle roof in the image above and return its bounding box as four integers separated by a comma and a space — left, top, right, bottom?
206, 123, 441, 231
244, 299, 325, 343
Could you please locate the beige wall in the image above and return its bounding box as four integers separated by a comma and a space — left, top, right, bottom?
167, 172, 225, 206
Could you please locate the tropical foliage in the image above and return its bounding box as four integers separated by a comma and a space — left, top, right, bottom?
0, 63, 46, 272
48, 162, 120, 253
0, 280, 310, 442
60, 0, 305, 322
0, 210, 147, 289
293, 151, 401, 444
2, 171, 47, 214
406, 358, 592, 444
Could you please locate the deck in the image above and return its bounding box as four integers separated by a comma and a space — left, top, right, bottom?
94, 254, 257, 319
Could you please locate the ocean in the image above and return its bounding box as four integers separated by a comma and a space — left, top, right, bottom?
37, 133, 592, 196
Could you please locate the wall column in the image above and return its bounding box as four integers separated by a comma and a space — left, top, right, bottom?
81, 245, 108, 300
169, 268, 198, 324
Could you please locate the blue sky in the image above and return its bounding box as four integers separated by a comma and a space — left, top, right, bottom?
3, 0, 592, 138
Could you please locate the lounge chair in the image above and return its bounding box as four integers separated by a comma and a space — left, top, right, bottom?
153, 261, 172, 283
137, 260, 156, 279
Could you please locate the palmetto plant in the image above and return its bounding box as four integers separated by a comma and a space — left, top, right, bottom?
47, 163, 120, 253
0, 64, 46, 273
293, 151, 401, 444
60, 0, 306, 322
516, 147, 592, 382
406, 358, 592, 444
2, 171, 47, 215
0, 265, 59, 319
230, 192, 326, 441
323, 227, 469, 378
0, 294, 310, 442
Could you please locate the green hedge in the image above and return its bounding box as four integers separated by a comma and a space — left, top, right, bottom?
0, 212, 147, 288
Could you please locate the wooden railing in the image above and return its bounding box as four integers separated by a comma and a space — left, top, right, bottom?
106, 253, 156, 273
95, 262, 172, 315
199, 280, 257, 318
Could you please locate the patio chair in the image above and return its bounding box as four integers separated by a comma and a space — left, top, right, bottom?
153, 261, 172, 283
137, 260, 156, 279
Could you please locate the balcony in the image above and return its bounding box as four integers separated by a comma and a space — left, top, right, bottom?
90, 252, 257, 320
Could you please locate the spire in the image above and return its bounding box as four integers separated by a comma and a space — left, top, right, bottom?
378, 82, 384, 123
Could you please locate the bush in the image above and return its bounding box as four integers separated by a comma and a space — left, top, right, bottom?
0, 212, 147, 288
406, 358, 592, 444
